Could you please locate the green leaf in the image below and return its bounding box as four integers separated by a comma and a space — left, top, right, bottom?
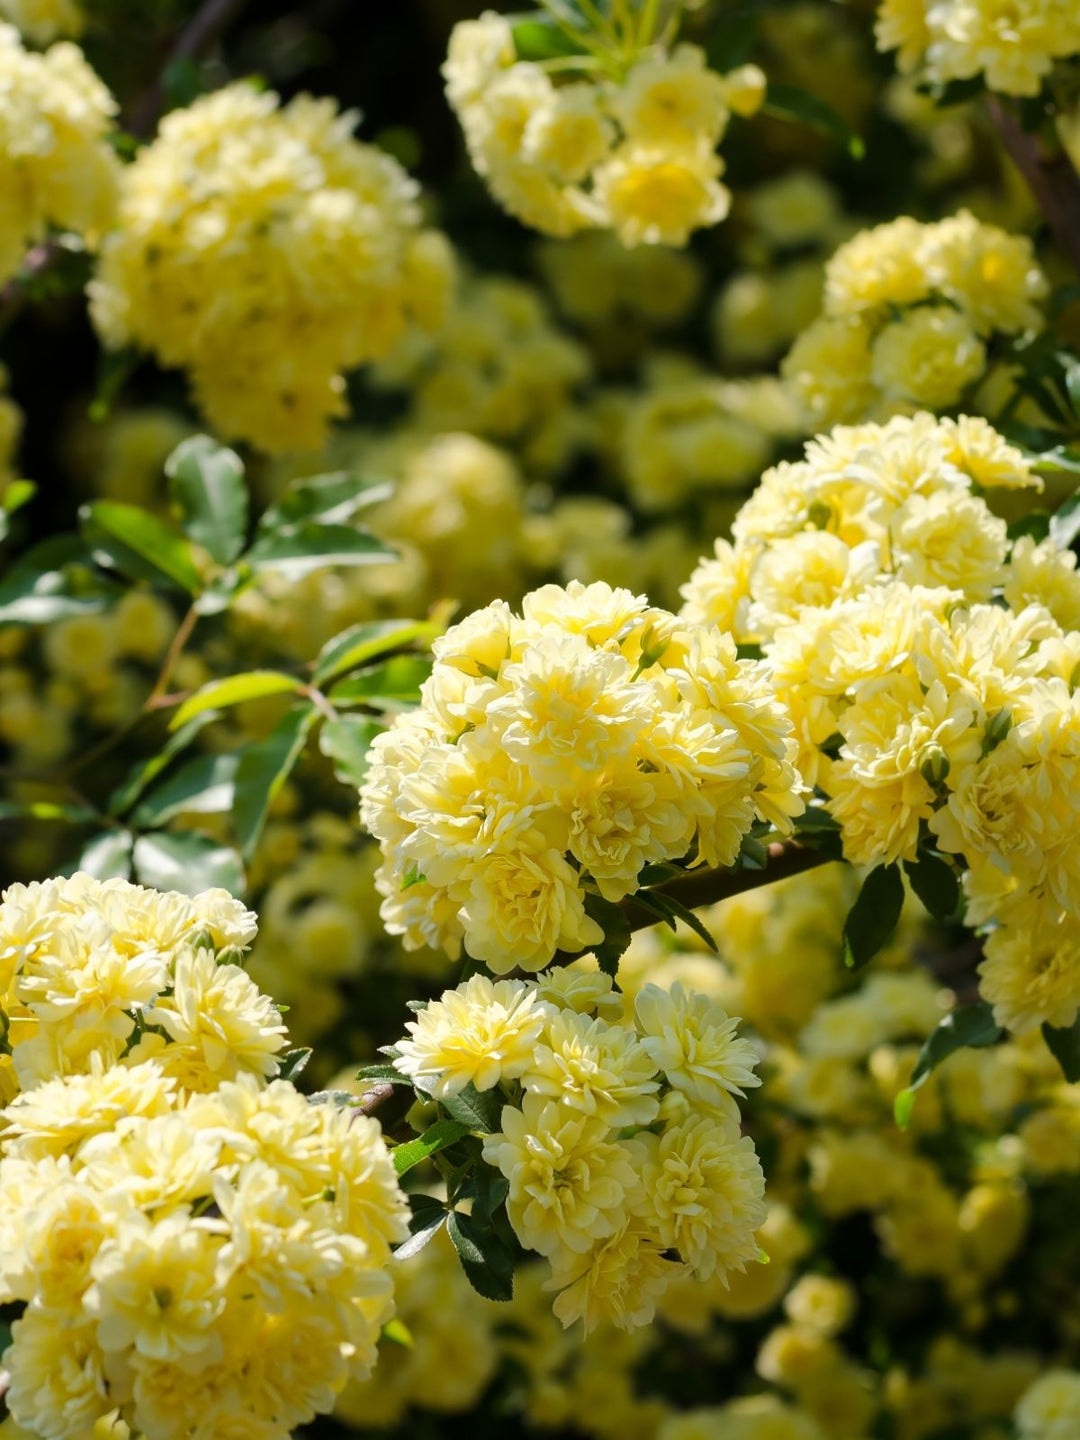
279, 1047, 312, 1081
1065, 362, 1080, 419
395, 1195, 448, 1260
469, 1165, 510, 1226
328, 655, 433, 709
244, 522, 394, 578
706, 7, 759, 69
258, 472, 394, 533
0, 799, 100, 824
313, 618, 436, 687
355, 1062, 412, 1086
391, 1119, 471, 1177
903, 852, 961, 923
2, 478, 36, 516
108, 712, 220, 817
583, 893, 633, 979
635, 887, 718, 952
80, 501, 202, 594
1042, 1016, 1080, 1083
169, 671, 302, 730
166, 435, 249, 566
232, 702, 317, 862
132, 830, 245, 896
69, 829, 134, 880
908, 1002, 1003, 1090
842, 863, 905, 970
440, 1083, 503, 1133
381, 1318, 413, 1348
511, 16, 588, 60
447, 1210, 515, 1302
318, 715, 383, 789
763, 82, 865, 159
0, 535, 110, 625
130, 752, 238, 828
1007, 511, 1051, 543
1050, 487, 1080, 552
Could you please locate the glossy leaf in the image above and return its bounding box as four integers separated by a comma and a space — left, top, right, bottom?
328, 655, 433, 709
232, 702, 317, 861
318, 715, 383, 788
313, 618, 435, 686
440, 1083, 503, 1133
764, 82, 865, 159
391, 1119, 471, 1176
108, 712, 220, 817
842, 862, 905, 970
69, 829, 134, 880
903, 851, 961, 923
80, 501, 202, 594
1049, 487, 1080, 552
0, 535, 110, 625
447, 1210, 515, 1302
169, 671, 301, 730
130, 752, 238, 828
258, 472, 394, 533
1042, 1016, 1080, 1083
132, 830, 245, 896
244, 522, 394, 578
166, 435, 248, 565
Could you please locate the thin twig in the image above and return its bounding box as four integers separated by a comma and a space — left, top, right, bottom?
986, 96, 1080, 279
149, 603, 199, 704
128, 0, 254, 138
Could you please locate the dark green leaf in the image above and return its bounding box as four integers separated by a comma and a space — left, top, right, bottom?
764, 82, 865, 159
0, 535, 110, 624
132, 830, 245, 896
313, 618, 436, 686
395, 1195, 448, 1260
469, 1165, 510, 1226
1065, 362, 1080, 419
1007, 511, 1051, 543
447, 1210, 515, 1302
279, 1047, 312, 1081
1050, 487, 1080, 551
706, 7, 759, 69
328, 655, 433, 709
635, 887, 718, 952
166, 435, 248, 566
244, 522, 394, 578
842, 862, 905, 970
232, 702, 318, 861
258, 472, 394, 533
108, 712, 219, 817
170, 671, 301, 730
1042, 1016, 1080, 1083
440, 1083, 503, 1133
583, 892, 633, 979
131, 752, 238, 828
69, 829, 134, 880
80, 501, 202, 594
911, 1002, 1003, 1089
391, 1119, 471, 1176
318, 715, 383, 788
903, 852, 961, 923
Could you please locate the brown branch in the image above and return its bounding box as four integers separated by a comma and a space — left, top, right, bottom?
986, 96, 1080, 279
359, 842, 832, 1118
128, 0, 253, 138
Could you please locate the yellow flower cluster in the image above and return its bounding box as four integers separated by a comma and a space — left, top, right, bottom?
0, 22, 118, 287
0, 0, 83, 42
0, 871, 278, 1099
372, 274, 591, 476
89, 82, 455, 453
682, 412, 1080, 1037
0, 1068, 408, 1440
361, 580, 803, 971
1015, 1370, 1080, 1439
782, 212, 1047, 427
876, 0, 1080, 97
393, 969, 766, 1331
443, 12, 764, 245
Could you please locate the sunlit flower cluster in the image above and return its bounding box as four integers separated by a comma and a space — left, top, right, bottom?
682, 412, 1080, 1036
0, 1066, 408, 1440
782, 212, 1047, 427
88, 82, 454, 452
393, 968, 766, 1332
0, 22, 118, 287
0, 872, 278, 1099
443, 11, 765, 245
875, 0, 1080, 97
360, 579, 803, 971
